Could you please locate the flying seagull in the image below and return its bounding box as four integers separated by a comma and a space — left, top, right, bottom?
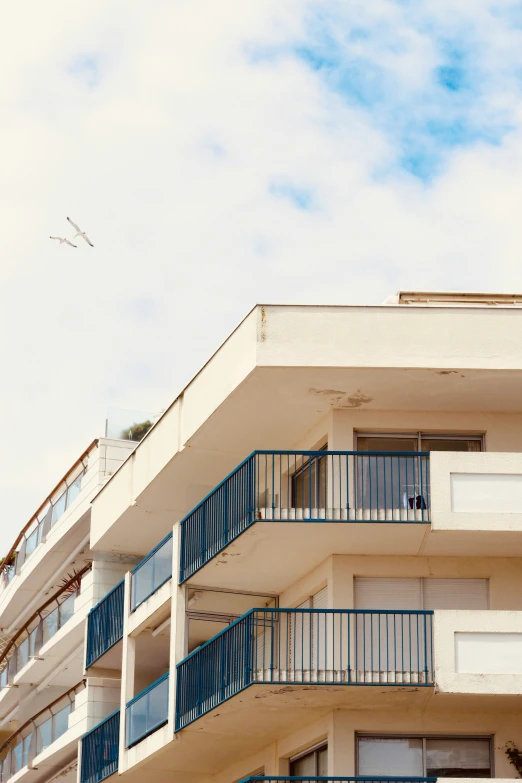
50, 236, 77, 247
67, 217, 94, 247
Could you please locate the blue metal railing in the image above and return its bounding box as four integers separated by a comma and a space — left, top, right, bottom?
176, 608, 434, 730
80, 710, 120, 783
180, 451, 430, 583
239, 779, 437, 783
126, 673, 169, 747
131, 533, 173, 611
86, 580, 125, 668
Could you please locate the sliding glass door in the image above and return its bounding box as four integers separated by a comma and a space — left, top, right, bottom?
356, 433, 481, 512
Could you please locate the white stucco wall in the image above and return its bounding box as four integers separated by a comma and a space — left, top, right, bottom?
431, 452, 522, 532
434, 610, 522, 695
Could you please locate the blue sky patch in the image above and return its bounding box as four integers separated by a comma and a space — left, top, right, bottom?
272, 3, 521, 182
269, 181, 315, 210
68, 54, 101, 89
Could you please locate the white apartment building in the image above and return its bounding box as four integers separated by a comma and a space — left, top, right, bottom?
1, 291, 522, 783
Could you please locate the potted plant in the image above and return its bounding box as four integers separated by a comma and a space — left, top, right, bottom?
121, 420, 153, 442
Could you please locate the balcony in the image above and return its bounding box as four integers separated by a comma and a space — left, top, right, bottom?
0, 438, 135, 628
0, 567, 91, 716
126, 673, 169, 747
80, 710, 119, 783
131, 534, 173, 611
0, 682, 85, 783
179, 450, 429, 591
176, 608, 434, 731
86, 580, 124, 669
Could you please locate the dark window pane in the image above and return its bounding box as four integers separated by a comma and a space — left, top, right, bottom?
358, 437, 418, 452
421, 439, 482, 453
317, 746, 328, 775
290, 752, 316, 776
292, 456, 327, 510
290, 746, 328, 776
426, 738, 491, 778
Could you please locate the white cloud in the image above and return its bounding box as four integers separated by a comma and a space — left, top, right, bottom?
1, 0, 522, 552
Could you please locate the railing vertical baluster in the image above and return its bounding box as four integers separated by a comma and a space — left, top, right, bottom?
383, 455, 386, 516
399, 455, 403, 518
409, 612, 412, 683
368, 454, 372, 512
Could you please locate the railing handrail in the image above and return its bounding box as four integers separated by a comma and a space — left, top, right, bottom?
0, 681, 84, 755
88, 577, 124, 615
126, 672, 169, 708
177, 608, 434, 667
180, 452, 256, 525
179, 450, 429, 528
0, 564, 91, 673
131, 532, 173, 575
81, 708, 120, 741
254, 450, 429, 457
0, 440, 98, 582
240, 778, 437, 782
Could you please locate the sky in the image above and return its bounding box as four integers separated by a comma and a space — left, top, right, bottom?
2, 0, 522, 553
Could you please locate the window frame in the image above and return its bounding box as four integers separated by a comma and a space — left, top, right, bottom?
291, 443, 328, 509
353, 576, 491, 611
355, 733, 494, 778
355, 431, 484, 452
289, 741, 328, 775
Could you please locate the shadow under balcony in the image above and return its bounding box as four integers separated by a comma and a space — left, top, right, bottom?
180, 451, 430, 593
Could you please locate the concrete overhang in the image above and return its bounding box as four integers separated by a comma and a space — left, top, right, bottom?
90, 304, 522, 557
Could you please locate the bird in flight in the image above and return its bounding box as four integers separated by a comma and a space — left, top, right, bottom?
50, 236, 77, 247
67, 217, 94, 247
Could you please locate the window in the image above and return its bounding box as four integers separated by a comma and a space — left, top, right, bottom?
289, 587, 328, 670
292, 443, 328, 510
290, 744, 328, 775
357, 433, 483, 452
357, 736, 492, 778
355, 433, 482, 511
354, 578, 489, 611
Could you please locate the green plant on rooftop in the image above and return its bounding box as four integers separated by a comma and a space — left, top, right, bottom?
121, 420, 153, 442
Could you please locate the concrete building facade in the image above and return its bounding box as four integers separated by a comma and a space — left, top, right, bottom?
2, 292, 522, 783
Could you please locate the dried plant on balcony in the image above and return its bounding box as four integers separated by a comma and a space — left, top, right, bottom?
0, 553, 16, 569
58, 570, 83, 596
505, 741, 522, 777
